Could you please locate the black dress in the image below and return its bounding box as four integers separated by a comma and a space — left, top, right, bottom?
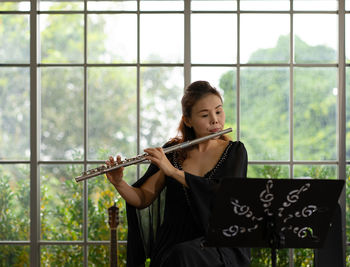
126, 141, 250, 267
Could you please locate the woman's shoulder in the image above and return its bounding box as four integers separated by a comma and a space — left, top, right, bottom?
227, 140, 247, 154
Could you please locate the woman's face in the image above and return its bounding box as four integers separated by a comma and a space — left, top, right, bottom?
185, 93, 226, 138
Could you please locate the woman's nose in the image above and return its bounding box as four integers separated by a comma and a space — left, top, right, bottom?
210, 114, 218, 124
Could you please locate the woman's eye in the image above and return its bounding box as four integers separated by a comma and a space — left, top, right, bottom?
201, 114, 208, 117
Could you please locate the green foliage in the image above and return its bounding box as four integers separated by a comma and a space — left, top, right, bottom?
1, 3, 349, 266
0, 166, 30, 266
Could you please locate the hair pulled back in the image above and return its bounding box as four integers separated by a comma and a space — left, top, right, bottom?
168, 81, 228, 161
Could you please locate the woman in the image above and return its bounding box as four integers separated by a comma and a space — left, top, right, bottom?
106, 81, 250, 267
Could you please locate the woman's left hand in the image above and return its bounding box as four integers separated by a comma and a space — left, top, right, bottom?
144, 147, 176, 177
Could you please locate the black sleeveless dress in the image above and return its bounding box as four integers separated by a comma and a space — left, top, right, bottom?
126, 141, 250, 267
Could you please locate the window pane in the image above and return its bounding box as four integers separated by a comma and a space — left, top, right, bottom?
40, 0, 83, 10
0, 15, 29, 63
347, 15, 350, 63
347, 0, 350, 10
241, 67, 290, 160
294, 249, 314, 266
241, 0, 289, 11
0, 1, 30, 10
140, 14, 183, 63
40, 165, 83, 241
191, 0, 237, 11
0, 245, 29, 266
140, 0, 183, 10
41, 67, 84, 161
192, 67, 236, 136
0, 67, 30, 160
87, 67, 137, 160
247, 165, 289, 179
40, 15, 84, 63
140, 67, 183, 150
294, 0, 337, 11
241, 14, 289, 64
88, 244, 127, 266
347, 166, 350, 249
88, 14, 137, 64
294, 68, 337, 161
347, 68, 350, 160
88, 165, 134, 241
251, 248, 289, 266
41, 245, 83, 266
294, 14, 337, 64
192, 14, 236, 64
88, 0, 136, 11
0, 164, 30, 240
293, 165, 337, 179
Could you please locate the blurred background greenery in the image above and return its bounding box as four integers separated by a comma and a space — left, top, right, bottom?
0, 0, 349, 266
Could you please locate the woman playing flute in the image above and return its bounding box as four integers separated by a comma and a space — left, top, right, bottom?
105, 80, 250, 267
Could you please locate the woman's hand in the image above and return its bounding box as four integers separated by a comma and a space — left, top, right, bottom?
105, 155, 124, 187
144, 147, 177, 177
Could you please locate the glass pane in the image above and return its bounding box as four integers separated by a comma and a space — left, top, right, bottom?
241, 0, 289, 11
347, 15, 350, 64
0, 245, 29, 266
346, 166, 350, 247
88, 0, 136, 11
41, 245, 83, 266
248, 165, 289, 179
88, 244, 127, 266
241, 67, 290, 160
140, 14, 183, 63
41, 67, 84, 161
294, 67, 337, 161
191, 0, 237, 11
40, 0, 83, 10
347, 0, 350, 10
191, 67, 236, 136
294, 248, 314, 266
87, 67, 137, 160
251, 248, 290, 266
0, 67, 30, 160
87, 165, 134, 241
140, 0, 183, 10
0, 164, 30, 240
40, 165, 83, 241
0, 15, 29, 63
294, 0, 337, 11
240, 14, 289, 64
87, 14, 137, 63
0, 1, 29, 11
192, 14, 236, 64
294, 14, 337, 64
293, 165, 337, 179
140, 67, 183, 150
347, 68, 350, 160
40, 14, 84, 63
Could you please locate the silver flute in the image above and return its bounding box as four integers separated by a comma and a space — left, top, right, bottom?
75, 128, 232, 182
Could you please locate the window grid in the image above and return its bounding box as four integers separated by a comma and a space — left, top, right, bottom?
0, 0, 348, 266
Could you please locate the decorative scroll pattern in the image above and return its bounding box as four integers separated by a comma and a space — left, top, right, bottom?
221, 179, 320, 241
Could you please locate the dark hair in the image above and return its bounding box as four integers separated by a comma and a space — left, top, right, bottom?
168, 81, 229, 161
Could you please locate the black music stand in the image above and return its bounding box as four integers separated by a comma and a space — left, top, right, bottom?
205, 178, 344, 267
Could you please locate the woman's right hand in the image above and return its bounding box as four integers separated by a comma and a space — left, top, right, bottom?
105, 155, 124, 187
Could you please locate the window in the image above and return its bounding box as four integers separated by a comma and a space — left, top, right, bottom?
0, 0, 348, 266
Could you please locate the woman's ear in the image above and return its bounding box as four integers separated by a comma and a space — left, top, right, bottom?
183, 116, 192, 128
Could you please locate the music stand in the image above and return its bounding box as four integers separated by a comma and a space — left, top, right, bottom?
205, 178, 344, 267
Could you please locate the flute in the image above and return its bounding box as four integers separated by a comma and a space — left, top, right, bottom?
75, 128, 232, 182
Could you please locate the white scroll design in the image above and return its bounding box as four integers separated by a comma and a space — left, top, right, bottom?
230, 199, 263, 222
